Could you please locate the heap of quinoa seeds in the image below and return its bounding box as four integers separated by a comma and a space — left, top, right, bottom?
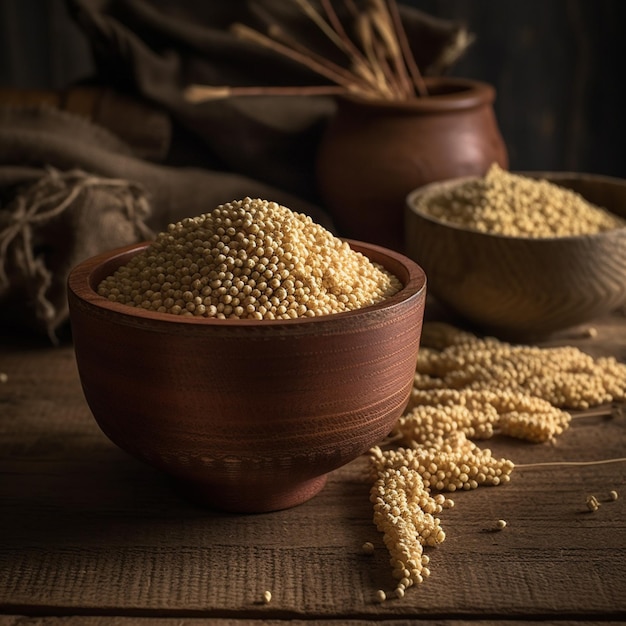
97, 198, 401, 319
368, 322, 626, 598
413, 323, 626, 412
418, 163, 625, 237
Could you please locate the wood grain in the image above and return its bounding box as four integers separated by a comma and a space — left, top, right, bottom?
1, 313, 625, 622
0, 615, 624, 626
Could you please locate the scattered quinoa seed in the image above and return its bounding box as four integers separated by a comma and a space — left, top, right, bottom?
0, 372, 7, 383
262, 590, 272, 604
367, 321, 626, 594
609, 490, 619, 501
395, 586, 405, 599
375, 589, 386, 603
413, 322, 626, 420
361, 541, 375, 555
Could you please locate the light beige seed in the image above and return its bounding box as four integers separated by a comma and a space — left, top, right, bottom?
369, 321, 626, 592
98, 198, 401, 320
418, 163, 625, 238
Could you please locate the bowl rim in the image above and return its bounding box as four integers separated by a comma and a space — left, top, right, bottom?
68, 239, 427, 327
406, 172, 626, 243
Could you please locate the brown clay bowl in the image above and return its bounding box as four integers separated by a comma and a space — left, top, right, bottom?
405, 172, 626, 340
67, 240, 427, 513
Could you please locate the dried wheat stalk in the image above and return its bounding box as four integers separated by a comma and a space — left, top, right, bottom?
184, 0, 428, 103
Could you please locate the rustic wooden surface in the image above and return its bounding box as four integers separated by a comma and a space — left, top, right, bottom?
1, 307, 625, 624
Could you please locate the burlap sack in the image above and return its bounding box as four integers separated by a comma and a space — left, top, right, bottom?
0, 106, 334, 340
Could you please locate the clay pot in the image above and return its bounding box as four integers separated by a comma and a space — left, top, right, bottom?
67, 240, 427, 513
316, 77, 508, 251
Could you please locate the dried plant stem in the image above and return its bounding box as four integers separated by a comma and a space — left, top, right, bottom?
231, 23, 368, 93
184, 84, 349, 103
569, 404, 623, 419
355, 14, 395, 97
384, 0, 428, 96
319, 0, 380, 87
186, 0, 432, 104
267, 23, 373, 92
367, 0, 413, 98
293, 0, 349, 52
516, 457, 626, 469
342, 0, 360, 18
370, 35, 405, 97
320, 0, 362, 57
281, 0, 383, 96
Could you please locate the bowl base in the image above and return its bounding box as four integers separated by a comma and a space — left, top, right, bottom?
178, 474, 329, 514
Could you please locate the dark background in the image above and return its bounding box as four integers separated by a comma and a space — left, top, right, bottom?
1, 0, 624, 178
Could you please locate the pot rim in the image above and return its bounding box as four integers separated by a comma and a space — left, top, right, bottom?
337, 77, 496, 112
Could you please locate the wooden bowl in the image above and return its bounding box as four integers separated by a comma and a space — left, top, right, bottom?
67, 240, 427, 513
405, 172, 626, 340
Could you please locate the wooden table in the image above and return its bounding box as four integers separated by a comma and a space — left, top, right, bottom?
1, 308, 626, 625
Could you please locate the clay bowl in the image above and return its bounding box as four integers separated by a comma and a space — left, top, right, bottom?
405, 172, 626, 340
67, 240, 427, 513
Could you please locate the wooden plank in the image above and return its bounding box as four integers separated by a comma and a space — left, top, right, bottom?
0, 615, 624, 626
1, 315, 625, 621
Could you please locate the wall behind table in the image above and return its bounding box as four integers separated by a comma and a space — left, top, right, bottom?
406, 0, 626, 178
1, 0, 624, 178
0, 0, 94, 92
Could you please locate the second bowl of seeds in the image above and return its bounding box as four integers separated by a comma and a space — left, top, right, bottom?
405, 165, 626, 339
